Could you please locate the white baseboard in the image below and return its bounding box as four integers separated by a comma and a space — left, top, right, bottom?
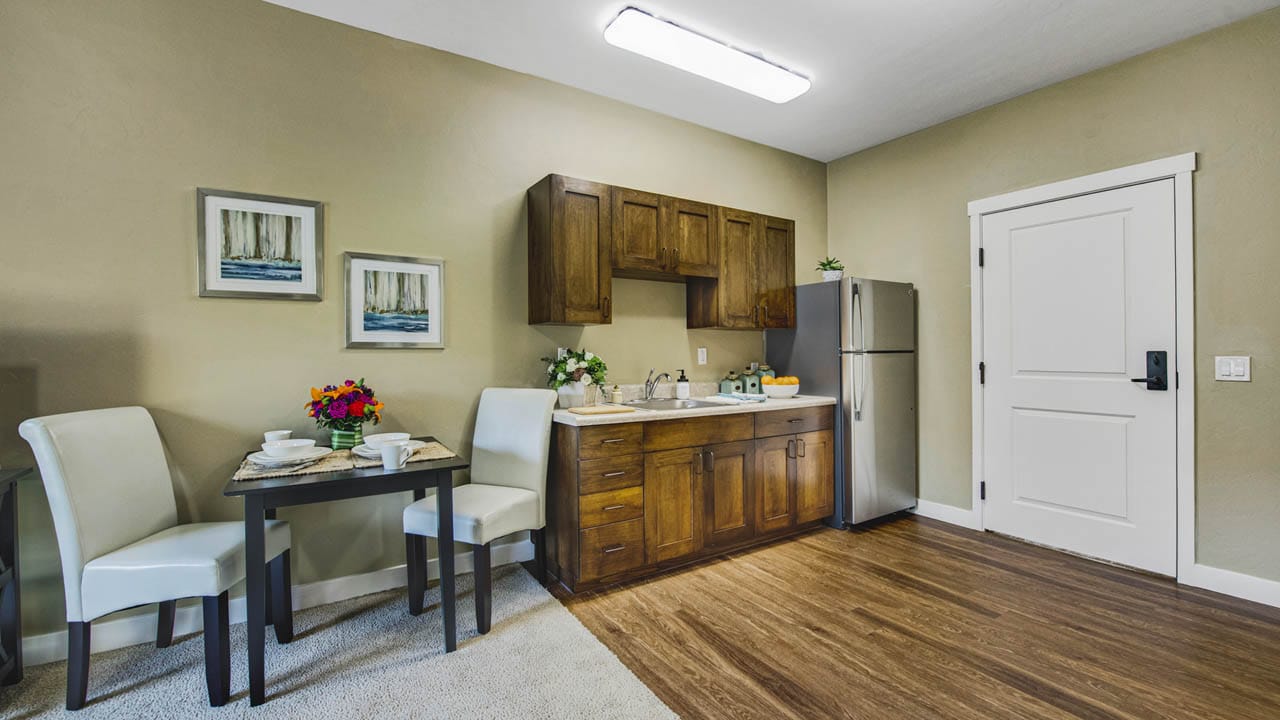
1178, 562, 1280, 609
22, 538, 534, 667
910, 499, 982, 530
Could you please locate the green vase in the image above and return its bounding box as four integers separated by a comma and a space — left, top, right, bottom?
330, 427, 363, 450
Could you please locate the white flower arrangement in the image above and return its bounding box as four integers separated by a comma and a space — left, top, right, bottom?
541, 349, 608, 390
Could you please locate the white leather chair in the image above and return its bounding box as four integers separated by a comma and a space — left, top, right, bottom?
403, 388, 556, 636
19, 407, 292, 709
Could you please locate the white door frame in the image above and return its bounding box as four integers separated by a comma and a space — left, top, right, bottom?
967, 152, 1197, 580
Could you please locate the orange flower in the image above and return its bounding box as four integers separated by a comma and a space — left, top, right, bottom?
310, 387, 323, 402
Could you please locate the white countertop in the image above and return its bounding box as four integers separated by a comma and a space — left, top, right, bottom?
552, 395, 837, 427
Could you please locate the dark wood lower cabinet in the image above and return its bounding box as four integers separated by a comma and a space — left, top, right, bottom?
548, 406, 835, 593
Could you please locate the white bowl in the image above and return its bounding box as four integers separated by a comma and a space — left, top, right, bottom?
362, 432, 411, 449
263, 430, 293, 442
261, 438, 317, 458
762, 384, 800, 398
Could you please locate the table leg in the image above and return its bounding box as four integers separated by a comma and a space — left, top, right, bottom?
0, 483, 21, 685
263, 508, 277, 628
244, 495, 267, 705
437, 473, 456, 653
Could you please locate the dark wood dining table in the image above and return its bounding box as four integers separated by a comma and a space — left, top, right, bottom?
222, 437, 469, 706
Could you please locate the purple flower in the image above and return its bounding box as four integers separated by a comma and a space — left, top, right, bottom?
329, 400, 349, 419
344, 380, 356, 387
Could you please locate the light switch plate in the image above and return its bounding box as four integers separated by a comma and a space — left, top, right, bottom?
1214, 355, 1251, 381
697, 347, 708, 365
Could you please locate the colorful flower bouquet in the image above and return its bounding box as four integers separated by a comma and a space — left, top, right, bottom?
307, 379, 384, 449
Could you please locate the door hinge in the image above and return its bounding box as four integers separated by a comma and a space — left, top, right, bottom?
978, 247, 985, 267
978, 362, 986, 385
980, 481, 987, 501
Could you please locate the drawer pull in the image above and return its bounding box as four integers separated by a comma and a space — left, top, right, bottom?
601, 438, 626, 444
788, 418, 804, 423
602, 471, 627, 478
602, 544, 627, 554
603, 504, 626, 511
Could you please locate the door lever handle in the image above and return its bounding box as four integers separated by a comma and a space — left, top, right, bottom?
1130, 377, 1167, 388
1132, 351, 1169, 391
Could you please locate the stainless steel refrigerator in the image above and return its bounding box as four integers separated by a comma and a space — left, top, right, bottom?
765, 278, 917, 527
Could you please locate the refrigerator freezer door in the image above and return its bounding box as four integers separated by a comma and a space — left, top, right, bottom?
765, 281, 842, 398
842, 278, 916, 352
844, 352, 918, 524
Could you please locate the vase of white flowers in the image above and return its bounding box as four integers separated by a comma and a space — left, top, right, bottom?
543, 349, 608, 409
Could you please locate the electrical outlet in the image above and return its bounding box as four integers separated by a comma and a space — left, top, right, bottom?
556, 347, 568, 359
697, 347, 708, 365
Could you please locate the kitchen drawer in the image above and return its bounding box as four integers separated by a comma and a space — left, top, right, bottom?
579, 486, 643, 529
579, 518, 645, 582
755, 405, 833, 438
579, 454, 644, 494
644, 413, 753, 452
577, 423, 644, 460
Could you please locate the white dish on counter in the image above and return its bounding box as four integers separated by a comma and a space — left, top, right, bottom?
352, 439, 427, 460
362, 432, 411, 449
248, 446, 332, 467
762, 384, 800, 398
260, 438, 317, 458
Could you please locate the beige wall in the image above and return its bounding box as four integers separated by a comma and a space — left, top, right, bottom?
0, 0, 826, 635
827, 9, 1280, 581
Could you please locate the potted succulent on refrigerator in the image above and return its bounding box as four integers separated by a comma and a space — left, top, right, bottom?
816, 256, 846, 282
307, 379, 385, 449
543, 350, 608, 409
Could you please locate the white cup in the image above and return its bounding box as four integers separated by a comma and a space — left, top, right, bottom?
264, 430, 292, 442
381, 441, 413, 470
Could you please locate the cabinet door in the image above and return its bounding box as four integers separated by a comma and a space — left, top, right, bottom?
612, 187, 666, 273
717, 207, 762, 329
644, 448, 704, 563
702, 440, 755, 548
664, 198, 718, 278
759, 216, 795, 328
555, 176, 612, 323
754, 435, 795, 533
795, 429, 835, 524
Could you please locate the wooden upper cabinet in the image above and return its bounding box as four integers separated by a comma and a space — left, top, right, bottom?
759, 216, 796, 328
702, 440, 755, 548
795, 429, 835, 524
528, 174, 612, 324
663, 198, 719, 278
714, 207, 762, 329
644, 448, 704, 563
612, 187, 665, 274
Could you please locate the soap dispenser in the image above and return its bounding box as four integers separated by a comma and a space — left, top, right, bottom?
675, 369, 691, 399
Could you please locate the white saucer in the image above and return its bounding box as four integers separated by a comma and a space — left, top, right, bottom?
247, 446, 333, 467
352, 440, 427, 460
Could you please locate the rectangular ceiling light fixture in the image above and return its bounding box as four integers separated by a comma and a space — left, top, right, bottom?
603, 7, 811, 104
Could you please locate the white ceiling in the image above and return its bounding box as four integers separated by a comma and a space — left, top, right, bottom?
265, 0, 1279, 161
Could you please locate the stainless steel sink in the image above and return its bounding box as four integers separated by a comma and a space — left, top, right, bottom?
622, 398, 724, 411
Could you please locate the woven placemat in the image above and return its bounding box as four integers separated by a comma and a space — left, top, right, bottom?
351, 441, 458, 468
233, 449, 356, 481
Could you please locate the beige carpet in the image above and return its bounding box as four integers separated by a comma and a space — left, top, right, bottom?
1, 566, 676, 719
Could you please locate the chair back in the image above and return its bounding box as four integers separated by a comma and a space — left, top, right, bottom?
469, 388, 557, 526
18, 407, 179, 622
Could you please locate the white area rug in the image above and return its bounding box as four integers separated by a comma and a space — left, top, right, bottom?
1, 566, 676, 719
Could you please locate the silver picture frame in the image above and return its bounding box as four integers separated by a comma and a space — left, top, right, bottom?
196, 188, 324, 301
344, 252, 446, 349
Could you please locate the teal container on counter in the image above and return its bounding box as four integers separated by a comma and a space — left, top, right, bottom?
719, 371, 744, 394
740, 366, 761, 394
759, 364, 777, 379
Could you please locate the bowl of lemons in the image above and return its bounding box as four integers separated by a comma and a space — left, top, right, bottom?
760, 375, 800, 398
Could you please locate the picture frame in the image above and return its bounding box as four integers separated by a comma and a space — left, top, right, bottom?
196, 188, 324, 300
344, 252, 445, 349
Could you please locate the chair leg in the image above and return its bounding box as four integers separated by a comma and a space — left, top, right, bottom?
406, 533, 426, 616
202, 592, 230, 707
269, 550, 294, 644
66, 621, 91, 711
473, 542, 491, 635
531, 528, 549, 587
155, 600, 176, 648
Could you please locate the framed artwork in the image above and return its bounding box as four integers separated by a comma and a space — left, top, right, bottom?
345, 252, 445, 349
196, 188, 323, 300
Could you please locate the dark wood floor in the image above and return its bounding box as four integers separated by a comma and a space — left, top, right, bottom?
556, 515, 1280, 720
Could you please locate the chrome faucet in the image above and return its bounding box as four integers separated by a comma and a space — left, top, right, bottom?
644, 368, 672, 400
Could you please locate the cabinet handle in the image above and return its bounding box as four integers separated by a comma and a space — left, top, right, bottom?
787, 439, 796, 459
660, 247, 669, 269
602, 296, 611, 318
703, 449, 715, 474
788, 418, 804, 424
603, 544, 627, 554
601, 438, 626, 444
672, 247, 679, 268
603, 504, 626, 511
693, 450, 703, 474
753, 306, 759, 324
798, 439, 806, 457
762, 303, 769, 323
602, 470, 627, 477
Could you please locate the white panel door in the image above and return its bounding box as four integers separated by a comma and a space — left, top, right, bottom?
982, 179, 1176, 575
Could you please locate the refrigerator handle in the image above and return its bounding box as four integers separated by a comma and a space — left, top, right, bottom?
851, 282, 864, 352
852, 355, 866, 421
